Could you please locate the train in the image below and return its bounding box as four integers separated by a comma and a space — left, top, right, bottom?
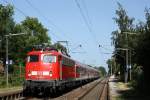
23, 45, 100, 96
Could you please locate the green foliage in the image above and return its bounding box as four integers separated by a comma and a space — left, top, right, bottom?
111, 3, 136, 80
9, 17, 51, 64
130, 64, 144, 91
113, 3, 134, 33
22, 17, 51, 43
0, 4, 15, 61
0, 65, 24, 88
0, 4, 14, 36
107, 58, 119, 76
0, 75, 24, 88
0, 4, 51, 65
98, 66, 107, 76
53, 42, 69, 56
0, 4, 51, 88
111, 2, 150, 91
134, 8, 150, 90
107, 59, 112, 74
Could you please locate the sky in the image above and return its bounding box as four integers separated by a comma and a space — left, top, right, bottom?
1, 0, 150, 71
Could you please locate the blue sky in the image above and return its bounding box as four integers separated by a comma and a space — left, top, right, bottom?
1, 0, 150, 71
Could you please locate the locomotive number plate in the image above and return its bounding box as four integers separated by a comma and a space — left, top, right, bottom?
31, 71, 37, 75
38, 71, 43, 75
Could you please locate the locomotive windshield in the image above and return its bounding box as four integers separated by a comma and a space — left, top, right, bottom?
43, 55, 56, 63
27, 55, 39, 62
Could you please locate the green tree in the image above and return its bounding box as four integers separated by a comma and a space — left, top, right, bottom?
134, 8, 150, 90
111, 3, 135, 81
107, 58, 119, 76
53, 42, 69, 56
0, 4, 15, 62
0, 4, 52, 86
9, 17, 51, 64
0, 4, 14, 37
111, 3, 149, 91
98, 66, 107, 77
22, 17, 50, 43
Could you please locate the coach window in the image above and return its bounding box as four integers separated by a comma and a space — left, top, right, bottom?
43, 55, 56, 63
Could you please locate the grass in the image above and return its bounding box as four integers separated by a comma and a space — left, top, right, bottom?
0, 74, 24, 88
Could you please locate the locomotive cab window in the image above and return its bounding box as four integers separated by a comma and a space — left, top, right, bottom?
43, 55, 56, 63
27, 55, 39, 62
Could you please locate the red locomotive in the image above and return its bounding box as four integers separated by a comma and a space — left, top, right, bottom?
23, 45, 100, 96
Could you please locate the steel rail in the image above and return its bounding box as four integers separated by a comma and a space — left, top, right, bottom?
77, 79, 103, 100
99, 78, 109, 100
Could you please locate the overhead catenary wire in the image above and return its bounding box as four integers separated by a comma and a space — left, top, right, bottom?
25, 0, 88, 55
0, 1, 77, 58
2, 0, 64, 43
2, 0, 107, 66
2, 0, 27, 17
81, 0, 93, 27
24, 0, 81, 46
74, 0, 101, 46
4, 0, 86, 56
2, 0, 66, 44
74, 0, 105, 64
24, 0, 67, 43
25, 0, 56, 28
25, 0, 93, 56
98, 44, 125, 59
75, 0, 114, 65
74, 0, 92, 33
99, 44, 114, 52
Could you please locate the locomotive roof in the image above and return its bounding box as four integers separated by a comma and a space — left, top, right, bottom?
27, 50, 61, 55
27, 50, 72, 60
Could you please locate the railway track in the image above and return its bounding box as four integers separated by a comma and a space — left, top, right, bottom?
77, 78, 109, 100
0, 78, 109, 100
51, 77, 109, 100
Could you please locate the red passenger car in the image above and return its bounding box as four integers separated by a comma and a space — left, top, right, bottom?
23, 46, 100, 96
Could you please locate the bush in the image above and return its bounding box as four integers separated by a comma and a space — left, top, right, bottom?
131, 64, 144, 91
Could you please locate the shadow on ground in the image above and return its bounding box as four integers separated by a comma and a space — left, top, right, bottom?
116, 88, 150, 100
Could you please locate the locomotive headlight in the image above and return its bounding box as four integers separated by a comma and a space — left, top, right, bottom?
28, 74, 31, 76
28, 70, 31, 76
49, 71, 52, 77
